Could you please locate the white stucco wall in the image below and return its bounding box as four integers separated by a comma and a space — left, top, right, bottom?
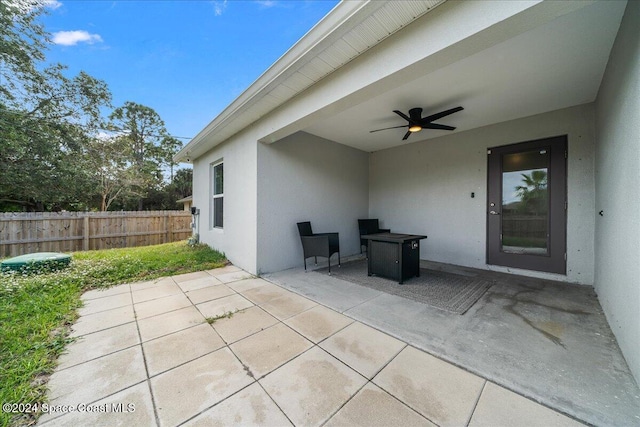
256, 132, 369, 274
192, 130, 258, 273
594, 1, 640, 383
370, 104, 596, 284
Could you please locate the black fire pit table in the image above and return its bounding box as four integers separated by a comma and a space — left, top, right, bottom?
362, 233, 427, 284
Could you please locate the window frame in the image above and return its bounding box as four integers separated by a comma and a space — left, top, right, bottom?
211, 160, 224, 229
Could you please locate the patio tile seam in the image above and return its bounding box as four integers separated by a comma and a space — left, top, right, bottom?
71, 319, 137, 339
55, 340, 142, 372
132, 302, 196, 321
130, 289, 162, 427
78, 301, 134, 317
464, 380, 489, 427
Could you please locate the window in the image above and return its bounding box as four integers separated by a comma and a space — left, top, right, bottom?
211, 161, 223, 229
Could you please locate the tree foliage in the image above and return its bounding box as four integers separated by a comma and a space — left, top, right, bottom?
515, 170, 548, 215
106, 102, 183, 210
0, 2, 189, 212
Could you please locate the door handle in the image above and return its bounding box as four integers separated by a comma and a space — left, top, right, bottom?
489, 210, 500, 215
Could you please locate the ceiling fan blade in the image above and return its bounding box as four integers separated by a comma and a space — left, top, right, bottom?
421, 106, 464, 123
393, 110, 412, 123
423, 123, 456, 131
402, 131, 412, 140
369, 124, 408, 133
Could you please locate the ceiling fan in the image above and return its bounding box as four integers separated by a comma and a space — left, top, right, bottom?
369, 106, 464, 140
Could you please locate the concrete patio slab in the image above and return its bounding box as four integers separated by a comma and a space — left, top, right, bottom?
373, 345, 485, 426
78, 291, 132, 316
284, 304, 354, 343
42, 346, 146, 423
260, 346, 367, 426
183, 382, 292, 427
196, 293, 254, 318
264, 267, 381, 312
143, 323, 225, 376
170, 270, 212, 283
129, 276, 175, 291
131, 282, 183, 304
212, 305, 279, 344
240, 281, 293, 305
266, 263, 640, 426
69, 305, 135, 337
81, 283, 130, 301
259, 292, 318, 320
150, 348, 253, 426
230, 323, 313, 378
137, 306, 205, 342
57, 322, 140, 370
205, 264, 241, 275
214, 270, 254, 283
133, 293, 192, 319
176, 275, 223, 292
320, 321, 406, 379
225, 277, 272, 293
40, 265, 630, 427
42, 382, 155, 427
185, 283, 235, 304
469, 382, 585, 427
325, 382, 435, 427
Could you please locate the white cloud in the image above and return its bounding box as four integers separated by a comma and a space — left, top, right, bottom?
212, 0, 227, 16
52, 30, 103, 46
255, 0, 277, 7
43, 0, 62, 10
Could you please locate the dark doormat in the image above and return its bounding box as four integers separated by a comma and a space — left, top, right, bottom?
315, 259, 493, 315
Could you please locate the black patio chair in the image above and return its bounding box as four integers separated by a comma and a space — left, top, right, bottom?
297, 221, 340, 274
358, 219, 391, 254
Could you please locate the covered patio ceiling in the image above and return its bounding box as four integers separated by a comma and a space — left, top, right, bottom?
302, 1, 626, 153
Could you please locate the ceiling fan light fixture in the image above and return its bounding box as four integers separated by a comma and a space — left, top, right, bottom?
409, 125, 422, 132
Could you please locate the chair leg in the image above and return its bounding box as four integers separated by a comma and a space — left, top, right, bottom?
314, 256, 317, 265
303, 257, 307, 271
328, 257, 331, 275
338, 252, 341, 267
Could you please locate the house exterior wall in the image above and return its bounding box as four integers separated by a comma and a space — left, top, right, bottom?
370, 104, 596, 284
594, 0, 640, 383
256, 132, 369, 274
192, 131, 258, 273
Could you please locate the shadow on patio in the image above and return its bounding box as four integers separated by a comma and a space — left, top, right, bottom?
265, 257, 640, 426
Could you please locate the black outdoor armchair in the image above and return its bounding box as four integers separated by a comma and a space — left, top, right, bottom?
358, 219, 391, 254
297, 221, 340, 274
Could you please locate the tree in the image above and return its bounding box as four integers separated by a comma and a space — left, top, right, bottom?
84, 135, 145, 211
515, 170, 548, 215
0, 0, 112, 211
0, 0, 48, 103
107, 102, 179, 210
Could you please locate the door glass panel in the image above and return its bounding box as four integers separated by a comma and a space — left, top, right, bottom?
501, 149, 549, 255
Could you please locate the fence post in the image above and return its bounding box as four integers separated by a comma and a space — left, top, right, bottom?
167, 212, 173, 242
83, 214, 89, 251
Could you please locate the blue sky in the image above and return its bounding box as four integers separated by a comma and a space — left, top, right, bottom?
40, 0, 339, 145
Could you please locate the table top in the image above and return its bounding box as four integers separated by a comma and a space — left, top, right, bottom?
361, 233, 427, 243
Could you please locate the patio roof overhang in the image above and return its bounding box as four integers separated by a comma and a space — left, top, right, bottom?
175, 0, 627, 162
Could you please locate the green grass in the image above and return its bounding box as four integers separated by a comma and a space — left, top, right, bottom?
0, 241, 226, 427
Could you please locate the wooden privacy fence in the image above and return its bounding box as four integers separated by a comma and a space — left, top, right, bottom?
0, 211, 193, 258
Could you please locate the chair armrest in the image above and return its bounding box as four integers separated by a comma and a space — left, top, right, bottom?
378, 228, 391, 233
